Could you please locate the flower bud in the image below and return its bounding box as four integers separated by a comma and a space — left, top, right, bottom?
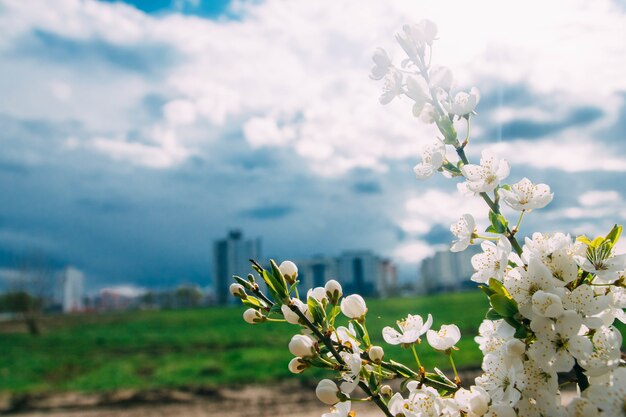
281, 298, 312, 325
325, 280, 342, 304
279, 260, 298, 284
289, 334, 316, 358
504, 338, 526, 358
307, 287, 327, 304
315, 379, 340, 405
380, 385, 392, 396
242, 308, 265, 324
340, 294, 367, 320
288, 357, 308, 374
369, 345, 384, 363
229, 283, 247, 299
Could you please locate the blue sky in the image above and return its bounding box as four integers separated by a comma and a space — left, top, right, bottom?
1, 0, 626, 292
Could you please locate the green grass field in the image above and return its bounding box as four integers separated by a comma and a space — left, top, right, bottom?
0, 292, 488, 394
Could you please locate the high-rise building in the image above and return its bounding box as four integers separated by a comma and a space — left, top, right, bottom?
62, 266, 84, 313
213, 230, 262, 305
419, 246, 481, 294
296, 250, 396, 298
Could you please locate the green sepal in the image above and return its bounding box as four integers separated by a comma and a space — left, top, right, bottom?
605, 224, 622, 250
489, 294, 518, 318
307, 296, 326, 325
488, 210, 508, 234
351, 320, 370, 346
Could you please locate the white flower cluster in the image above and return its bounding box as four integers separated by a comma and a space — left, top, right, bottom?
231, 19, 625, 417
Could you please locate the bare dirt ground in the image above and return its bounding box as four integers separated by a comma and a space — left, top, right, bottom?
1, 370, 575, 417
2, 384, 380, 417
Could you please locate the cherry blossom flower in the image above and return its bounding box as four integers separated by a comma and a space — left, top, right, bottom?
566, 398, 600, 417
450, 213, 476, 252
475, 353, 524, 405
382, 313, 433, 345
426, 324, 461, 351
279, 260, 298, 282
499, 177, 553, 211
584, 367, 626, 416
442, 87, 480, 116
379, 69, 403, 105
339, 351, 362, 394
429, 65, 453, 92
389, 385, 444, 417
577, 325, 622, 377
322, 401, 352, 417
580, 251, 626, 284
563, 285, 610, 328
471, 236, 512, 283
504, 257, 565, 319
281, 298, 313, 324
243, 308, 265, 324
528, 311, 592, 372
370, 48, 392, 80
454, 386, 490, 417
474, 319, 515, 355
459, 150, 510, 194
413, 140, 446, 180
288, 334, 316, 358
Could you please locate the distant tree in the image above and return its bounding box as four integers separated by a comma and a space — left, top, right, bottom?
3, 251, 53, 335
174, 286, 202, 309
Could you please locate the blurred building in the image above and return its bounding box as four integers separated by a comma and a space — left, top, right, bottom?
297, 250, 396, 298
213, 230, 262, 305
97, 286, 142, 311
420, 246, 482, 294
62, 266, 84, 313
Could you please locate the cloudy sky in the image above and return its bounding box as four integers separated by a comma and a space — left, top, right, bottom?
1, 0, 626, 291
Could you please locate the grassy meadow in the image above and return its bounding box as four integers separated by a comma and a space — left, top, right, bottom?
0, 292, 488, 394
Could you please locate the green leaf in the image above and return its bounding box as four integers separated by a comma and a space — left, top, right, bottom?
485, 308, 502, 320
488, 278, 509, 297
242, 296, 264, 309
576, 235, 593, 246
605, 224, 622, 250
388, 360, 415, 378
514, 325, 528, 339
351, 320, 370, 346
436, 117, 458, 145
478, 285, 495, 297
368, 372, 378, 392
488, 210, 508, 234
490, 294, 518, 318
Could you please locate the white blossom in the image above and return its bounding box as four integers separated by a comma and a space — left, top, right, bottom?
566, 398, 600, 417
339, 351, 362, 394
379, 68, 403, 105
474, 319, 515, 355
459, 150, 510, 194
584, 367, 626, 416
370, 48, 392, 80
528, 311, 592, 372
563, 285, 610, 329
499, 177, 553, 211
322, 401, 352, 417
429, 65, 453, 92
307, 287, 328, 304
413, 140, 446, 180
382, 313, 433, 345
577, 325, 622, 377
475, 353, 524, 405
504, 257, 565, 319
442, 87, 480, 116
325, 279, 342, 302
471, 236, 512, 283
454, 386, 490, 416
581, 252, 626, 284
450, 213, 476, 252
368, 346, 384, 363
426, 324, 461, 351
419, 102, 438, 123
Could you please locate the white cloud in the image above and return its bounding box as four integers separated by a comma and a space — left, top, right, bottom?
163, 99, 197, 126
393, 240, 439, 263
243, 116, 295, 148
578, 190, 621, 207
2, 0, 625, 172
484, 138, 626, 173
